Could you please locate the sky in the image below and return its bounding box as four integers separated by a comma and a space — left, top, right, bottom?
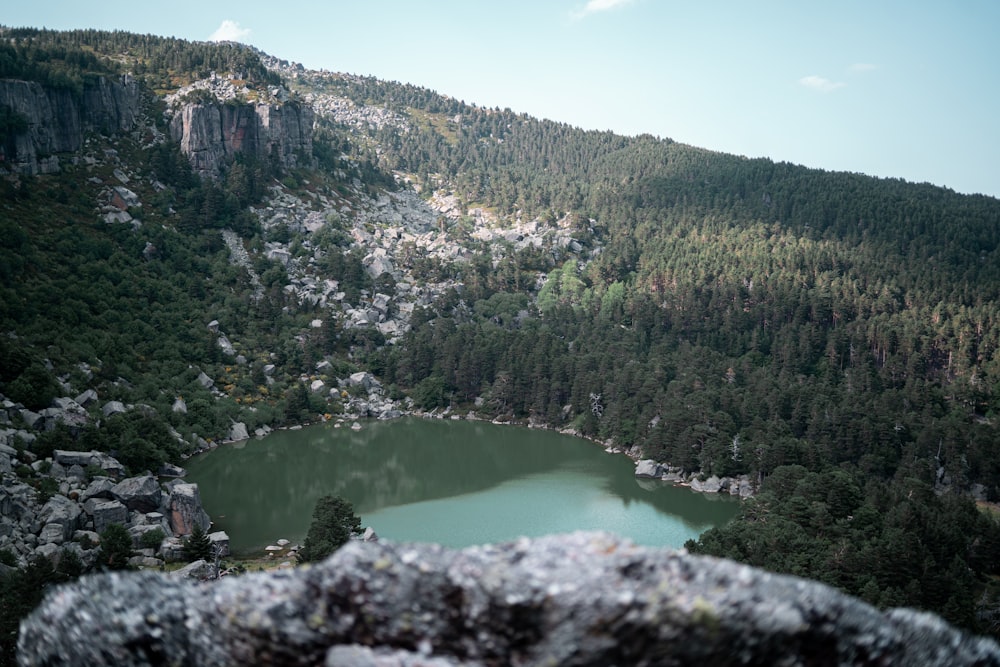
5, 1, 999, 198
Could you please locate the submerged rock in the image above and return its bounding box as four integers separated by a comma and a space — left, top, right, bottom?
17, 532, 1000, 666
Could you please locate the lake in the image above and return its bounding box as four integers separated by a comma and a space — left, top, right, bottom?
184, 417, 739, 554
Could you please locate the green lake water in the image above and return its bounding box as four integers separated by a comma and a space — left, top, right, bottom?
184, 418, 739, 554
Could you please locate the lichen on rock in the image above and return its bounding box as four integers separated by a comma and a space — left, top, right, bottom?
17, 532, 1000, 666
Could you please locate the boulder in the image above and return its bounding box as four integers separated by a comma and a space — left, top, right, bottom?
157, 463, 186, 478
196, 372, 214, 389
217, 335, 236, 356
170, 559, 214, 580
54, 450, 104, 469
38, 495, 81, 542
208, 530, 230, 557
32, 542, 60, 564
167, 483, 211, 536
72, 530, 101, 549
80, 477, 116, 502
159, 536, 186, 563
96, 454, 126, 479
634, 459, 662, 478
18, 533, 1000, 667
172, 397, 187, 414
690, 474, 723, 493
127, 555, 164, 569
111, 475, 162, 513
347, 372, 380, 392
102, 401, 127, 417
20, 409, 42, 429
84, 498, 128, 534
74, 389, 99, 407
37, 522, 67, 546
228, 422, 249, 442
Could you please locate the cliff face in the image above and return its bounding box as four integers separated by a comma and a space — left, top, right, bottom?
168, 100, 313, 177
0, 75, 141, 175
18, 532, 1000, 666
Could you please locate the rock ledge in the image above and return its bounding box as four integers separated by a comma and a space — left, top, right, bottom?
19, 532, 1000, 666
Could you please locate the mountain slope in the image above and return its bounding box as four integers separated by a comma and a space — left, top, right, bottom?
1, 26, 1000, 638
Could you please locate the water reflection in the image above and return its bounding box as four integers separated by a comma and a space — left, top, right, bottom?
186, 418, 739, 553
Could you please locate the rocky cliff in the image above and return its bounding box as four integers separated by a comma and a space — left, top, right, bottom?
169, 99, 313, 177
18, 532, 1000, 666
0, 75, 141, 175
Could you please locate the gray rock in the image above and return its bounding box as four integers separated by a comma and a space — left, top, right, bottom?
196, 372, 214, 389
690, 474, 723, 493
111, 475, 162, 512
50, 397, 82, 412
32, 542, 60, 563
54, 450, 98, 467
72, 530, 101, 548
157, 463, 186, 478
208, 530, 230, 557
18, 533, 1000, 667
170, 558, 213, 580
84, 498, 128, 534
37, 522, 67, 546
80, 477, 116, 502
634, 459, 662, 478
127, 555, 164, 569
0, 76, 140, 176
172, 397, 187, 414
97, 454, 126, 479
166, 483, 210, 536
129, 524, 165, 550
159, 536, 186, 563
74, 389, 99, 407
168, 99, 313, 178
102, 400, 127, 417
38, 495, 81, 542
228, 422, 249, 441
20, 409, 42, 429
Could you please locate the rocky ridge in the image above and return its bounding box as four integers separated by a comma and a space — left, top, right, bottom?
19, 532, 1000, 666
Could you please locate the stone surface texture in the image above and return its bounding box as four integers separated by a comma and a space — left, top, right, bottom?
18, 532, 1000, 666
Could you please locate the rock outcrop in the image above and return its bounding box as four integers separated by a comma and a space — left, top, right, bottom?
18, 532, 1000, 666
0, 75, 141, 175
168, 99, 313, 178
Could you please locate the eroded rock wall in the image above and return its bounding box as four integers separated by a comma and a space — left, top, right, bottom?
168, 100, 313, 177
18, 532, 1000, 666
0, 75, 141, 175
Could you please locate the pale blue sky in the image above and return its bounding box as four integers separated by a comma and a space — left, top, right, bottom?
5, 1, 999, 197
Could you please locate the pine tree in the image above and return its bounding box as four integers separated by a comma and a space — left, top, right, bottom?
297, 495, 362, 564
183, 523, 212, 562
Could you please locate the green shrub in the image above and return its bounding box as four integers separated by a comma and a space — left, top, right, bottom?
97, 524, 133, 571
139, 528, 165, 551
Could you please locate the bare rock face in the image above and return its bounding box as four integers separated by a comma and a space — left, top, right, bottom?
0, 75, 140, 175
17, 532, 1000, 666
166, 483, 210, 536
169, 100, 313, 178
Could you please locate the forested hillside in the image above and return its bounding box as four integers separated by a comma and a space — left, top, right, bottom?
305, 64, 1000, 629
1, 26, 1000, 644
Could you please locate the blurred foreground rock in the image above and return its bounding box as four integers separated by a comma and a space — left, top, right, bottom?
19, 532, 1000, 666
